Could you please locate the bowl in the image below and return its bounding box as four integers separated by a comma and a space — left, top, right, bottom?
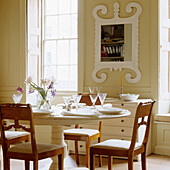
119, 94, 139, 101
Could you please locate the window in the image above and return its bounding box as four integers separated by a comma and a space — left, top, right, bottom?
158, 0, 170, 113
27, 0, 78, 104
42, 0, 78, 92
159, 0, 170, 100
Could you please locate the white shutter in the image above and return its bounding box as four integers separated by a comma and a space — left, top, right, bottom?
27, 0, 41, 104
159, 0, 170, 99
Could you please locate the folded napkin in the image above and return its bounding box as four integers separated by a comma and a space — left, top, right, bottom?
57, 103, 86, 109
61, 108, 100, 117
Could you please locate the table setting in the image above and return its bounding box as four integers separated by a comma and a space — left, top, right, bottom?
12, 85, 131, 170
30, 86, 131, 120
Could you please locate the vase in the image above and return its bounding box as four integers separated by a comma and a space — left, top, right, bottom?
37, 93, 52, 110
12, 94, 23, 103
38, 99, 51, 110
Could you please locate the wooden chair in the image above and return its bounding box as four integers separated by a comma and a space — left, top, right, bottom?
64, 94, 102, 168
90, 100, 156, 170
0, 103, 64, 170
0, 130, 30, 148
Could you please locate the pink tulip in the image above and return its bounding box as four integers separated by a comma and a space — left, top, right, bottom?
16, 87, 24, 94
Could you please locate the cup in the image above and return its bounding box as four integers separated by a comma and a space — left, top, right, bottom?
89, 94, 98, 109
98, 93, 107, 107
63, 96, 71, 111
72, 95, 82, 111
12, 94, 23, 103
88, 87, 96, 94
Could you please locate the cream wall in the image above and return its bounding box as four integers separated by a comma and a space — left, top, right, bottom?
0, 0, 26, 103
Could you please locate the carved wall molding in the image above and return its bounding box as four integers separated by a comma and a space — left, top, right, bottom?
92, 2, 142, 83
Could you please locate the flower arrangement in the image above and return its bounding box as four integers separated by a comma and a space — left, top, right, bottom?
25, 76, 56, 109
12, 87, 24, 103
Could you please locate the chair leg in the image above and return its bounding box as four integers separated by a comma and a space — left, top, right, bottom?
86, 138, 90, 168
141, 152, 146, 170
75, 140, 79, 165
33, 160, 38, 170
4, 158, 10, 170
128, 155, 133, 170
58, 153, 64, 170
90, 150, 95, 170
25, 160, 30, 170
98, 137, 102, 167
108, 156, 113, 170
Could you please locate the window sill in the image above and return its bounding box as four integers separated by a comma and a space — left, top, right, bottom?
154, 114, 170, 123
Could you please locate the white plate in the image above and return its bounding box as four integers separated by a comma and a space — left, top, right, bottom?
96, 107, 125, 115
119, 94, 139, 101
62, 108, 99, 117
33, 109, 53, 115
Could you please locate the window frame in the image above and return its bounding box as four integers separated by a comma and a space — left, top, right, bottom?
26, 0, 84, 105
42, 0, 79, 93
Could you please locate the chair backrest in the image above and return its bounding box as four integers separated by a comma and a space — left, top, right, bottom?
79, 93, 101, 106
77, 94, 102, 132
129, 100, 156, 152
0, 104, 37, 155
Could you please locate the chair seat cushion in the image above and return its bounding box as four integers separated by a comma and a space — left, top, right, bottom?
8, 142, 63, 154
0, 131, 29, 140
64, 129, 99, 136
91, 139, 142, 150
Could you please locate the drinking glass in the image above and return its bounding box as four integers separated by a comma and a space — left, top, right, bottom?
12, 94, 23, 103
63, 96, 71, 110
89, 94, 98, 109
88, 87, 96, 94
72, 95, 82, 111
98, 93, 107, 107
96, 87, 103, 93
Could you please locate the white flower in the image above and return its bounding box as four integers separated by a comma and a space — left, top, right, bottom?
41, 78, 51, 86
26, 76, 32, 83
51, 76, 56, 83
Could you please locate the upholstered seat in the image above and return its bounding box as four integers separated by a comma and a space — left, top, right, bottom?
1, 131, 29, 140
8, 142, 63, 154
64, 129, 99, 137
91, 139, 142, 151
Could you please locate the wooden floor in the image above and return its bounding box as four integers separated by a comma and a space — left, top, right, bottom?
1, 153, 170, 170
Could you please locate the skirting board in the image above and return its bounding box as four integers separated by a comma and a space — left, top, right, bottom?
155, 145, 170, 156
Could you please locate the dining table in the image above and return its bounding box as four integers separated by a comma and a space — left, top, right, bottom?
32, 105, 131, 170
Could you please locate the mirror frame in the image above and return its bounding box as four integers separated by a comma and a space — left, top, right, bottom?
92, 2, 142, 83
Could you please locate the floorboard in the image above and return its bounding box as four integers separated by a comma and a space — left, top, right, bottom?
0, 153, 170, 170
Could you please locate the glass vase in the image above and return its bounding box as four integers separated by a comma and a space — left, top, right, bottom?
37, 93, 52, 110
12, 94, 23, 103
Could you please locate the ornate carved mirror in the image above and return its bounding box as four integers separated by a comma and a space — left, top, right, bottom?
92, 2, 142, 83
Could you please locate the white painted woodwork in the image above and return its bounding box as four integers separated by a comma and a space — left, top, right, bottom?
154, 114, 170, 156
92, 2, 142, 83
159, 0, 170, 105
26, 0, 41, 105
